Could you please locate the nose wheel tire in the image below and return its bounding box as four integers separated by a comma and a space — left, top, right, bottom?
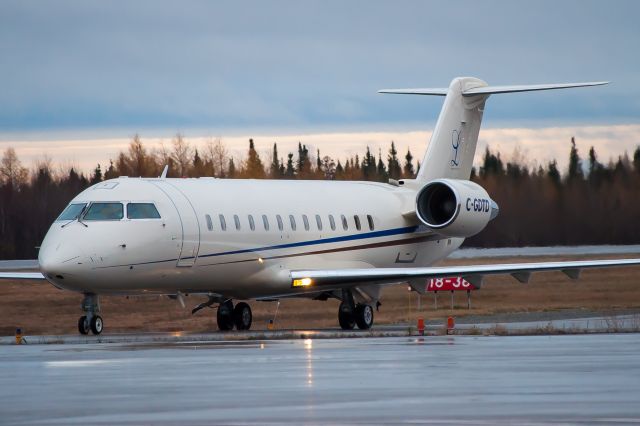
233, 302, 253, 330
355, 304, 374, 330
90, 315, 104, 335
217, 301, 235, 331
78, 316, 90, 335
338, 302, 356, 330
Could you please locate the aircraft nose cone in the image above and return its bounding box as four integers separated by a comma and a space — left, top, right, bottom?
38, 239, 80, 279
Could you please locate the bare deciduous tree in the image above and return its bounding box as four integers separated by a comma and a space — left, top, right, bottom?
1, 148, 29, 190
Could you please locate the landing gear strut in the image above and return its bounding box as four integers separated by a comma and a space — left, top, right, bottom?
78, 293, 103, 335
338, 289, 374, 330
216, 300, 253, 331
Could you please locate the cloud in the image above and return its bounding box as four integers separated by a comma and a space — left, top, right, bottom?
1, 1, 639, 131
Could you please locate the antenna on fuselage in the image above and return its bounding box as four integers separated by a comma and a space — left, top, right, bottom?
160, 165, 169, 179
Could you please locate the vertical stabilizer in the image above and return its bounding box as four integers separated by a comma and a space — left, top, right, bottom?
417, 77, 488, 182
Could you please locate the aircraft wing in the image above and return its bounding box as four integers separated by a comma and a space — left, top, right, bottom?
290, 258, 640, 289
0, 272, 46, 280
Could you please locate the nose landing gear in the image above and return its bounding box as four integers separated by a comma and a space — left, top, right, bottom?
216, 300, 253, 331
78, 294, 103, 335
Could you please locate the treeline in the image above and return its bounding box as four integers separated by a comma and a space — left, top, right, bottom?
1, 134, 639, 258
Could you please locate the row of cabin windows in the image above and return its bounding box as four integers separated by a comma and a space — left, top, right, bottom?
204, 213, 375, 233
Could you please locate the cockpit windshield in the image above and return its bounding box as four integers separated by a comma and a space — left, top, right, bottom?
56, 203, 87, 221
83, 202, 124, 221
127, 203, 161, 219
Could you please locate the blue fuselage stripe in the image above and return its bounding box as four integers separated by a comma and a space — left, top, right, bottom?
198, 225, 420, 258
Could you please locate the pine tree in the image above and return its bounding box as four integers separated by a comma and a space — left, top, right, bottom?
567, 137, 584, 181
376, 148, 388, 182
104, 160, 118, 180
297, 143, 311, 178
244, 139, 265, 178
269, 143, 281, 178
633, 146, 640, 174
588, 146, 604, 185
227, 158, 236, 178
192, 149, 206, 177
90, 164, 103, 185
403, 148, 415, 178
362, 147, 376, 180
335, 160, 344, 178
480, 147, 505, 177
344, 158, 351, 176
547, 159, 561, 186
387, 141, 401, 180
285, 153, 295, 178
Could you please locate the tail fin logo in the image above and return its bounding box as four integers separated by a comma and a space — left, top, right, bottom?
450, 129, 463, 168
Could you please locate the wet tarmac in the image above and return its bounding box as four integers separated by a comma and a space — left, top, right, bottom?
1, 334, 640, 424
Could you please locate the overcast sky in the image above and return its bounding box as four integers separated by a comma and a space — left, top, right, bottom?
1, 1, 639, 171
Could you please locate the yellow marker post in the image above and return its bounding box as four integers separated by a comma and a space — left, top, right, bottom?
15, 328, 22, 345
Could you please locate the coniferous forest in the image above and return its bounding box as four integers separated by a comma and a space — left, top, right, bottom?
1, 134, 639, 259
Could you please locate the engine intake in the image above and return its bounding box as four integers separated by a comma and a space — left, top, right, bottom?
416, 179, 498, 237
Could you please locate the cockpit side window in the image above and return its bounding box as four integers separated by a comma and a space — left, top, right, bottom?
127, 203, 161, 219
56, 203, 87, 221
84, 202, 124, 221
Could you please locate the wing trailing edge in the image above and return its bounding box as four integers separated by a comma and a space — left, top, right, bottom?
290, 258, 640, 289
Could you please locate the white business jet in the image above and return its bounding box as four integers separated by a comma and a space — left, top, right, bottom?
2, 77, 639, 335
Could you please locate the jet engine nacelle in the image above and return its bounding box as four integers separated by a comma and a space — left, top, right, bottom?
415, 179, 499, 237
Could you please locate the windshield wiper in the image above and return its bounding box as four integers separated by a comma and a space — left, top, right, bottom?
61, 205, 89, 228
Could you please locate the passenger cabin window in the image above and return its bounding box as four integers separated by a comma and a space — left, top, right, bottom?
354, 215, 361, 231
84, 202, 124, 221
262, 215, 269, 231
248, 215, 255, 231
315, 214, 323, 230
341, 214, 348, 230
205, 214, 213, 231
219, 214, 227, 231
234, 215, 241, 230
56, 203, 87, 221
127, 203, 161, 219
367, 214, 375, 231
289, 215, 297, 231
276, 215, 284, 231
302, 215, 310, 231
329, 215, 336, 231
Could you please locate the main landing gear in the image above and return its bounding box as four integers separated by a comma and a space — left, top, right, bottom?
216, 300, 253, 331
338, 289, 374, 330
78, 293, 103, 335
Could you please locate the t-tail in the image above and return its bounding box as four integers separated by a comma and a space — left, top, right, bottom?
379, 77, 608, 182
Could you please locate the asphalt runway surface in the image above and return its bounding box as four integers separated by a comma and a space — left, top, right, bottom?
1, 334, 640, 425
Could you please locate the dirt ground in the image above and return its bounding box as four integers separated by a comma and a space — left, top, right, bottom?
1, 254, 640, 335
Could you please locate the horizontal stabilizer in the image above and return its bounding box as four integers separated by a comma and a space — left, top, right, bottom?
377, 88, 448, 96
462, 81, 609, 96
378, 81, 608, 97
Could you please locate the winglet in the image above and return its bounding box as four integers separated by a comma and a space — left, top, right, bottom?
160, 165, 169, 179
